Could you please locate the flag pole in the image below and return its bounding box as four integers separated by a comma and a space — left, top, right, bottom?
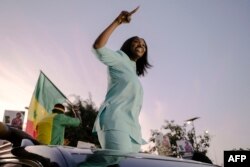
40, 70, 67, 98
39, 70, 82, 122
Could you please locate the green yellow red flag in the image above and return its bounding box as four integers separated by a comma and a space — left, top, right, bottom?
25, 71, 67, 137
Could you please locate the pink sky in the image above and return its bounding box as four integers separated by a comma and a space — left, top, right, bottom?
1, 1, 250, 165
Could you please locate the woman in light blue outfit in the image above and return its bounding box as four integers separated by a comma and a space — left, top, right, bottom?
92, 7, 151, 153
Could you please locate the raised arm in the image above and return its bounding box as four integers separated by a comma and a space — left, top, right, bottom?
93, 7, 139, 49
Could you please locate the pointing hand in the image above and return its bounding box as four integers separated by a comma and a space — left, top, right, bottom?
116, 6, 140, 24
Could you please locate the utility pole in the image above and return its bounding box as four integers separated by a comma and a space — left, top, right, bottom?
185, 117, 200, 150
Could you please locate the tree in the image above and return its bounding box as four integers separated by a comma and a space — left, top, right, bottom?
148, 120, 211, 157
64, 94, 100, 147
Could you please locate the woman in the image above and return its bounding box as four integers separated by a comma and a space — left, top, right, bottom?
92, 7, 151, 153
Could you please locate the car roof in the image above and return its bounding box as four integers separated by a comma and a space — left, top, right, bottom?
1, 145, 220, 167
56, 146, 220, 167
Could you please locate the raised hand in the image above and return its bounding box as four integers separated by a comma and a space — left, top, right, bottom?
93, 6, 140, 49
116, 6, 140, 24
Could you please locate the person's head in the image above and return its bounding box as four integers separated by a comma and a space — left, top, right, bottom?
120, 36, 152, 76
16, 113, 22, 118
52, 103, 65, 114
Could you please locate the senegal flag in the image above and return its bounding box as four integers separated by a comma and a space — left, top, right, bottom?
25, 71, 67, 137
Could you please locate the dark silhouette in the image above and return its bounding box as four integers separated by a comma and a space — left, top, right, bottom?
192, 151, 213, 164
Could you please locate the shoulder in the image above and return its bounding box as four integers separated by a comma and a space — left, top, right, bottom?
94, 46, 123, 57
57, 113, 75, 119
93, 46, 128, 66
116, 50, 127, 57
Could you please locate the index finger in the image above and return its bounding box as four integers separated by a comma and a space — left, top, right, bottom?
129, 6, 140, 16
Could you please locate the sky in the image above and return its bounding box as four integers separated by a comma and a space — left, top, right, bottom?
0, 0, 250, 165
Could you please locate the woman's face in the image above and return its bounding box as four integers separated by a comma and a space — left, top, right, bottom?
130, 38, 146, 60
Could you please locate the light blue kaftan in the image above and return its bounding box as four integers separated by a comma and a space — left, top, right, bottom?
92, 46, 144, 145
